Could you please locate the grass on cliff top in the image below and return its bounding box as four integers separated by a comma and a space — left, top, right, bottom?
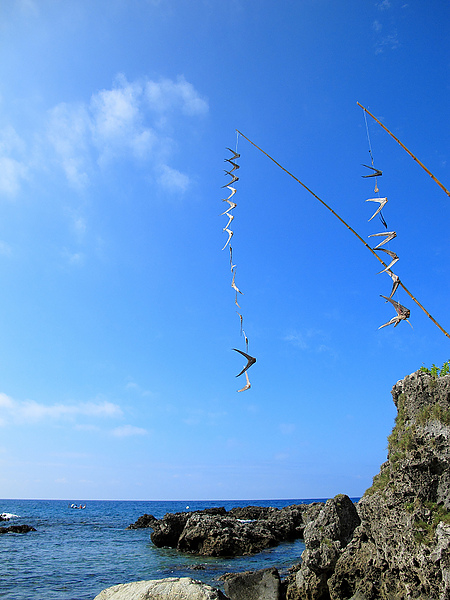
420, 360, 450, 378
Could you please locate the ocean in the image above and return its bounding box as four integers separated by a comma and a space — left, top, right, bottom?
0, 498, 329, 600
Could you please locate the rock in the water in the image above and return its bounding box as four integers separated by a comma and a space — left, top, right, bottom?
150, 512, 191, 548
222, 567, 281, 600
0, 524, 36, 534
93, 577, 227, 600
148, 504, 320, 557
126, 514, 157, 529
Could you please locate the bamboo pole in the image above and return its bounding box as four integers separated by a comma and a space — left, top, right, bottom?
235, 129, 450, 340
357, 102, 450, 198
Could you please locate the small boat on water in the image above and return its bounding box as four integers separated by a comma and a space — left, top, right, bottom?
69, 504, 86, 509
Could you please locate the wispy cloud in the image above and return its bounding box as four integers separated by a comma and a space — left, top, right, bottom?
125, 380, 153, 397
157, 164, 190, 193
111, 424, 148, 438
279, 423, 296, 435
0, 241, 12, 256
375, 30, 400, 54
1, 74, 207, 197
0, 392, 123, 425
47, 103, 91, 188
0, 126, 28, 197
45, 73, 208, 191
283, 329, 335, 355
145, 76, 209, 116
372, 20, 382, 33
372, 0, 402, 54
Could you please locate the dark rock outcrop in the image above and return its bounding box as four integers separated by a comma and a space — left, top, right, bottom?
144, 504, 323, 557
126, 513, 157, 529
0, 524, 36, 534
222, 567, 281, 600
285, 369, 450, 600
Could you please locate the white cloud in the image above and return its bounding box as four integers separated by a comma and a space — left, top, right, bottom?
90, 75, 157, 163
0, 74, 207, 201
111, 424, 148, 438
47, 102, 91, 188
375, 31, 400, 54
145, 76, 209, 116
372, 20, 382, 32
376, 0, 391, 9
0, 241, 12, 256
0, 156, 28, 197
283, 331, 308, 350
125, 381, 153, 397
62, 248, 86, 266
157, 164, 190, 193
0, 393, 123, 425
283, 329, 335, 356
44, 74, 207, 192
279, 423, 296, 435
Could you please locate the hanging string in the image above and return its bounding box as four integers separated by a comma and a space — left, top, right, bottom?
222, 141, 256, 390
363, 109, 375, 169
363, 107, 385, 226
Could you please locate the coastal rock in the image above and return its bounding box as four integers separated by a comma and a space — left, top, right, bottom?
93, 576, 227, 600
150, 512, 191, 547
176, 513, 278, 556
222, 567, 281, 600
285, 369, 450, 600
0, 524, 36, 534
126, 514, 157, 529
286, 495, 360, 600
148, 504, 321, 557
227, 506, 278, 520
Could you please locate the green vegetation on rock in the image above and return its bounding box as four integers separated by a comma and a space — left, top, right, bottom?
419, 360, 450, 378
413, 501, 450, 545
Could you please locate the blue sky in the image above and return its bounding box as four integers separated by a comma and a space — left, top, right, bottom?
0, 0, 449, 501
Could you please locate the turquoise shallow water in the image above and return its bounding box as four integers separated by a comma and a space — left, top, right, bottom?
0, 498, 330, 600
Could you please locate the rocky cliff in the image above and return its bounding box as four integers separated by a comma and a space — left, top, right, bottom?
286, 369, 450, 600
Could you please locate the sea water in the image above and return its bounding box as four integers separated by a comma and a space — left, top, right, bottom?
0, 498, 328, 600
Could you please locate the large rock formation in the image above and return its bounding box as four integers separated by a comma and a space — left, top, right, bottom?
93, 577, 227, 600
132, 504, 323, 557
286, 369, 450, 600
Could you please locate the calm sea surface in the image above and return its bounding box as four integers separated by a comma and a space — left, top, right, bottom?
0, 498, 330, 600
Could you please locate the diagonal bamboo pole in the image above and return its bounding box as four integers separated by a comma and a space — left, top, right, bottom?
357, 102, 450, 198
235, 129, 450, 340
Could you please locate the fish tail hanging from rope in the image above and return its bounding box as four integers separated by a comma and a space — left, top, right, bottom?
360, 105, 409, 329
221, 132, 256, 391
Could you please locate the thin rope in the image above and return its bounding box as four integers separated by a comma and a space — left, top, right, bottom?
362, 106, 386, 227
363, 109, 375, 167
